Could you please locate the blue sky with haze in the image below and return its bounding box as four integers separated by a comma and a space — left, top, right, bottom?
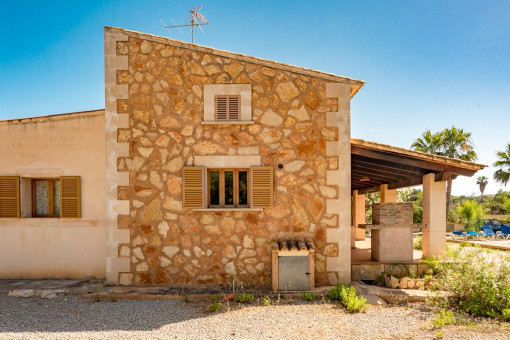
1, 0, 509, 195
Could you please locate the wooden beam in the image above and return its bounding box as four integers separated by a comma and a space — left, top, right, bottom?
351, 146, 477, 177
352, 156, 426, 176
351, 166, 408, 182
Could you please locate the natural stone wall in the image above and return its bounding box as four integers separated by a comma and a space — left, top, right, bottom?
372, 203, 413, 226
114, 33, 346, 286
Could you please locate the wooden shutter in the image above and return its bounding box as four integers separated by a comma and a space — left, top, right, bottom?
215, 95, 240, 120
250, 166, 273, 208
60, 177, 80, 218
0, 176, 20, 218
183, 166, 205, 208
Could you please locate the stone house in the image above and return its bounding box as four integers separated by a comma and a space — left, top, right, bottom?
0, 27, 485, 287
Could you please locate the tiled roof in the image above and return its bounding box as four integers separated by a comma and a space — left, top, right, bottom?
105, 26, 365, 98
272, 236, 316, 252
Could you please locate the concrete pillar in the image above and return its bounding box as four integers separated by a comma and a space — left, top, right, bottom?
422, 173, 446, 257
380, 184, 397, 203
352, 190, 366, 245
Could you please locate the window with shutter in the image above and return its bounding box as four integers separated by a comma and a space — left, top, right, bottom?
183, 166, 205, 208
208, 169, 249, 208
0, 176, 20, 218
215, 95, 240, 120
250, 166, 273, 208
60, 177, 81, 218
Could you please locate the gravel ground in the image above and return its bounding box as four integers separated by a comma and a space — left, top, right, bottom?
1, 295, 509, 340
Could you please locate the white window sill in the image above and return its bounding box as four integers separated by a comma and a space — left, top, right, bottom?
201, 121, 255, 125
191, 208, 263, 212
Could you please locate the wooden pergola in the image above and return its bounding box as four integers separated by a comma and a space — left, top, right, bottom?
351, 139, 486, 193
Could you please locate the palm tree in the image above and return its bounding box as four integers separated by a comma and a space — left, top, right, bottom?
476, 176, 488, 196
494, 143, 510, 186
412, 126, 477, 221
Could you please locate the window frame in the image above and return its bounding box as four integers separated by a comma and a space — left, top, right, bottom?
207, 168, 249, 208
31, 178, 60, 218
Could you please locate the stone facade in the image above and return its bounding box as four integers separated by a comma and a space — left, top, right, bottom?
106, 27, 362, 286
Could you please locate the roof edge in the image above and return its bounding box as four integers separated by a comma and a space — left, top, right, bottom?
351, 138, 487, 171
0, 109, 105, 126
104, 26, 365, 98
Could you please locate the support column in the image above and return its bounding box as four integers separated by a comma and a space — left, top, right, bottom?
352, 190, 366, 246
422, 173, 446, 257
380, 184, 397, 203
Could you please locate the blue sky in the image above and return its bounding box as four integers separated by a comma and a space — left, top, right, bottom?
1, 0, 509, 195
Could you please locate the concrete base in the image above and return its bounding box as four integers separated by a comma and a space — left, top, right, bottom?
371, 227, 413, 262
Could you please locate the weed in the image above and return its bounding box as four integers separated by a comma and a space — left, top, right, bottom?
92, 294, 101, 303
276, 294, 281, 305
435, 330, 444, 339
183, 294, 190, 303
209, 302, 221, 312
301, 291, 317, 301
109, 296, 118, 303
263, 297, 271, 306
210, 294, 221, 304
234, 293, 255, 304
328, 284, 367, 313
432, 309, 455, 328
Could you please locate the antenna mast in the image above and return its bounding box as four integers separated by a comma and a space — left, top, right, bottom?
160, 6, 213, 44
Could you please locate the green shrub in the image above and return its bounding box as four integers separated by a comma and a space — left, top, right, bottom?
301, 291, 317, 301
234, 293, 255, 304
413, 236, 423, 250
328, 284, 367, 313
502, 309, 510, 321
210, 294, 221, 304
209, 302, 221, 312
263, 297, 271, 306
432, 309, 455, 328
457, 200, 484, 224
428, 246, 510, 318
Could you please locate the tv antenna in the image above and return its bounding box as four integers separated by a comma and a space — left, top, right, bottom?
160, 6, 213, 44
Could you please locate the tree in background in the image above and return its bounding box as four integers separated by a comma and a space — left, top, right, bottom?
397, 187, 423, 223
457, 200, 484, 223
494, 143, 510, 186
476, 176, 488, 197
411, 127, 477, 222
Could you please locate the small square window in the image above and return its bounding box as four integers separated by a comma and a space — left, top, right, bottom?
208, 169, 249, 208
215, 95, 240, 120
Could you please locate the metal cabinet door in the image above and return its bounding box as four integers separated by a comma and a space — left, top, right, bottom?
278, 256, 310, 291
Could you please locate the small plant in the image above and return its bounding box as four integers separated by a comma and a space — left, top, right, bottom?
210, 294, 221, 304
183, 294, 190, 303
109, 295, 118, 303
276, 294, 281, 305
301, 291, 317, 301
209, 301, 221, 312
502, 309, 510, 321
234, 293, 255, 304
413, 236, 423, 250
432, 309, 455, 328
92, 293, 101, 303
435, 330, 444, 339
263, 297, 271, 306
328, 284, 367, 313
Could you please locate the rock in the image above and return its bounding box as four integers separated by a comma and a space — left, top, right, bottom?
306, 195, 324, 219
220, 218, 235, 236
319, 185, 336, 198
239, 249, 256, 259
276, 82, 299, 102
305, 89, 321, 111
237, 147, 259, 155
133, 247, 145, 260
125, 156, 144, 171
119, 245, 130, 257
285, 160, 305, 172
289, 106, 310, 121
136, 262, 149, 272
158, 221, 169, 238
160, 257, 171, 267
181, 126, 193, 136
8, 289, 37, 298
156, 135, 170, 147
140, 40, 152, 53
243, 235, 255, 249
291, 196, 309, 232
166, 175, 182, 195
222, 245, 236, 259
133, 110, 150, 123
400, 277, 408, 289
225, 261, 236, 274
391, 276, 400, 289
161, 46, 174, 57
260, 109, 283, 126
163, 246, 179, 258
141, 198, 162, 222
258, 129, 282, 143
224, 63, 244, 78
265, 202, 291, 219
150, 171, 163, 189
193, 142, 227, 154
163, 157, 184, 172
163, 196, 182, 211
40, 289, 65, 299
205, 64, 221, 75
297, 141, 318, 157
119, 273, 134, 286
193, 246, 205, 257
328, 272, 338, 285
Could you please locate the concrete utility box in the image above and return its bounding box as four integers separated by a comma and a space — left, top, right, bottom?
272, 236, 315, 291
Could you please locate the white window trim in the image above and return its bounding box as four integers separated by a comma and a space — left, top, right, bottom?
203, 84, 252, 123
